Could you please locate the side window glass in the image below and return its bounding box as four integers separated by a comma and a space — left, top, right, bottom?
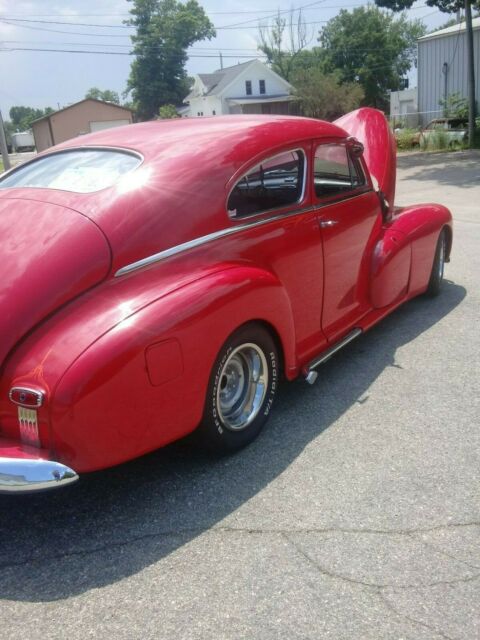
227, 150, 305, 218
314, 144, 364, 199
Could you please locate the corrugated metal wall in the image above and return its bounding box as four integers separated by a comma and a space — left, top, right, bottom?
418, 27, 480, 124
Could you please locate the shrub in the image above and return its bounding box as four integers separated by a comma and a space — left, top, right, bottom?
395, 128, 418, 151
420, 129, 450, 151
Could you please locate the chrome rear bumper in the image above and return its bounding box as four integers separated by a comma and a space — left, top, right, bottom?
0, 457, 78, 494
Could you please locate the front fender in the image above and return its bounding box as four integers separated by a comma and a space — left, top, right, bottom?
49, 265, 296, 472
392, 203, 453, 296
370, 203, 452, 307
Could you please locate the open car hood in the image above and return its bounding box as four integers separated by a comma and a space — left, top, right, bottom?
335, 108, 396, 209
0, 196, 111, 367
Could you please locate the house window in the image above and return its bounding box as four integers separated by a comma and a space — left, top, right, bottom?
212, 110, 216, 115
227, 149, 305, 218
259, 80, 266, 95
245, 80, 252, 96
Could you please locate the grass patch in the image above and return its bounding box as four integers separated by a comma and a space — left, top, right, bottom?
395, 128, 418, 151
420, 129, 452, 152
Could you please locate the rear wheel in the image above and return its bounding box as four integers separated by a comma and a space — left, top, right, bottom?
198, 324, 279, 452
425, 229, 447, 297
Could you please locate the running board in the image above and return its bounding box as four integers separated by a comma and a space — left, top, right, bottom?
304, 328, 363, 385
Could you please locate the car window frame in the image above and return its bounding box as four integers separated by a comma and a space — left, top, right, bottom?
312, 140, 370, 207
225, 146, 308, 223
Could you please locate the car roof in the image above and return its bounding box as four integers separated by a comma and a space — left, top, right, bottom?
52, 115, 348, 165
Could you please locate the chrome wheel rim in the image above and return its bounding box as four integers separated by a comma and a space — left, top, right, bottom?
438, 234, 445, 280
217, 343, 268, 431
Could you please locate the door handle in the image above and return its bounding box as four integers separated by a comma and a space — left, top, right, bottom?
319, 219, 339, 228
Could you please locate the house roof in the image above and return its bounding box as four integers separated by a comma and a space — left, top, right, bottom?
197, 72, 225, 94
185, 59, 292, 102
31, 98, 132, 124
419, 16, 480, 41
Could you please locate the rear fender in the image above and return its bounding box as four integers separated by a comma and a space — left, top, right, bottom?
50, 266, 296, 472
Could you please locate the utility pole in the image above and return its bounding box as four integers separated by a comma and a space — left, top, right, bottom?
219, 52, 224, 70
0, 109, 11, 172
465, 0, 476, 148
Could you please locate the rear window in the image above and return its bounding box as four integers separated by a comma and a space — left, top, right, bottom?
0, 149, 141, 193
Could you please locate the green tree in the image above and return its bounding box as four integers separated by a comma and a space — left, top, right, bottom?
258, 10, 310, 82
291, 69, 364, 120
319, 7, 425, 109
85, 87, 121, 104
439, 92, 469, 118
126, 0, 215, 120
9, 106, 54, 131
158, 104, 180, 118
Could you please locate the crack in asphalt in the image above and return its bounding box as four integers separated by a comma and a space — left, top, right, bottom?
282, 533, 467, 640
279, 532, 480, 590
0, 521, 478, 578
377, 590, 456, 640
410, 533, 480, 571
0, 522, 477, 639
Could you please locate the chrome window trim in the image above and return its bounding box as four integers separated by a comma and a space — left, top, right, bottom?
226, 147, 307, 221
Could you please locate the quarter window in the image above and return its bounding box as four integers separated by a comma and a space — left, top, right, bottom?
314, 144, 365, 199
227, 150, 305, 218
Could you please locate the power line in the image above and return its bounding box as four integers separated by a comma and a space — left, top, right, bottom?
0, 6, 383, 18
0, 1, 333, 31
0, 39, 418, 54
0, 46, 268, 59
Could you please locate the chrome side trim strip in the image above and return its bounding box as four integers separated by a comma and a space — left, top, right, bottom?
0, 458, 78, 494
115, 205, 314, 277
115, 188, 374, 278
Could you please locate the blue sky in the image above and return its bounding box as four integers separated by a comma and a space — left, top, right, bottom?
0, 0, 450, 116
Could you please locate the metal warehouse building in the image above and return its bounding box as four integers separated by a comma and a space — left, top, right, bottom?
418, 16, 480, 125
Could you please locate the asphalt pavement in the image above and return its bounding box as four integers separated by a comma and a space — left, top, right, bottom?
0, 150, 479, 639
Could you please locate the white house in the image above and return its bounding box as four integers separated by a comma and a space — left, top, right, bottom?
183, 59, 294, 117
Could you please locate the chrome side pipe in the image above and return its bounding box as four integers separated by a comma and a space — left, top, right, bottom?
0, 457, 78, 494
304, 328, 363, 385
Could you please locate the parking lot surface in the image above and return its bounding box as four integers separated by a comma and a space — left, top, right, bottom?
0, 150, 479, 639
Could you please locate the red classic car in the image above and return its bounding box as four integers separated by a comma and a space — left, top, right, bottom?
0, 108, 452, 493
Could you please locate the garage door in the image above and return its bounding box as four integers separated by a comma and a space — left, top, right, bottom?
89, 119, 130, 132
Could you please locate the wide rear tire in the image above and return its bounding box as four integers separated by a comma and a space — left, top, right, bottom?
198, 324, 279, 452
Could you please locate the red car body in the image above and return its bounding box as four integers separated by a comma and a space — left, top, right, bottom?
0, 108, 452, 492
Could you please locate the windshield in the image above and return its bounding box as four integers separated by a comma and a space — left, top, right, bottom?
0, 149, 141, 193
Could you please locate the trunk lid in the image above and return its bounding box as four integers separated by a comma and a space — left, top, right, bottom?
335, 108, 396, 210
0, 197, 111, 366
